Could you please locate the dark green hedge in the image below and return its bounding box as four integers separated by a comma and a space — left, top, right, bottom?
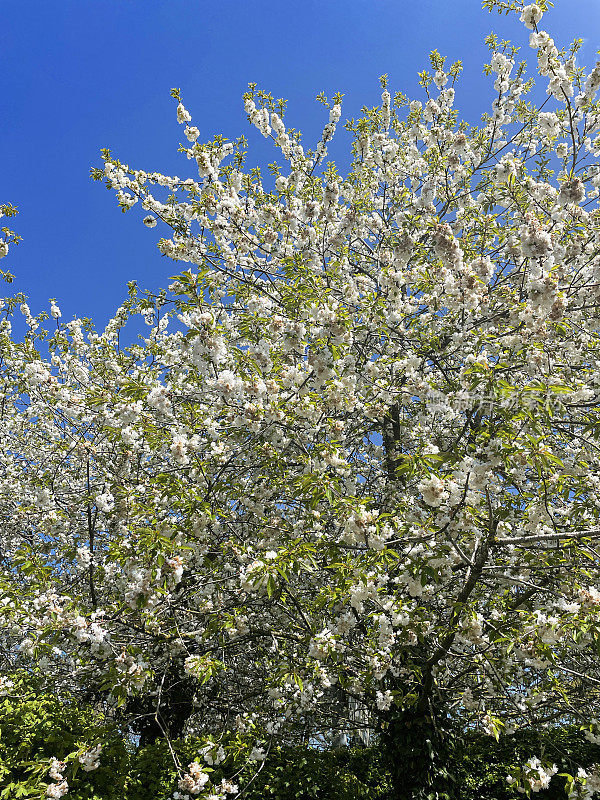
2, 674, 600, 799
450, 727, 600, 799
125, 741, 393, 800
124, 734, 600, 800
238, 745, 393, 800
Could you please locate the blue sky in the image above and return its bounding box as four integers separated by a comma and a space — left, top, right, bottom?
2, 0, 600, 328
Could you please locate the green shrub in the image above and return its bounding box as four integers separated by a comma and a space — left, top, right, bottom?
450, 727, 600, 799
237, 745, 393, 800
2, 680, 599, 800
0, 671, 128, 800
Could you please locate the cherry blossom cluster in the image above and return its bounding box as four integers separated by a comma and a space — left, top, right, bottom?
46, 758, 68, 799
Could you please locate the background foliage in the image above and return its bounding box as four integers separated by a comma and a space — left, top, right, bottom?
3, 673, 600, 799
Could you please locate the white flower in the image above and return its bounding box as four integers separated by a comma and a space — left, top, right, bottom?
170, 434, 189, 464
584, 62, 600, 98
147, 385, 172, 414
79, 744, 102, 771
558, 177, 585, 207
177, 103, 192, 124
215, 370, 241, 397
434, 70, 448, 89
471, 256, 494, 282
24, 361, 50, 386
46, 783, 69, 799
522, 757, 557, 791
376, 689, 394, 710
579, 586, 600, 606
185, 126, 200, 142
520, 4, 543, 30
201, 744, 226, 765
76, 547, 92, 568
47, 759, 68, 798
520, 218, 553, 259
166, 555, 184, 584
95, 492, 115, 513
417, 475, 446, 507
491, 53, 513, 75
329, 104, 342, 124
538, 112, 560, 139
178, 761, 209, 795
143, 215, 157, 228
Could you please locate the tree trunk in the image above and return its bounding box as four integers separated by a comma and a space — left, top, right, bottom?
378, 703, 456, 800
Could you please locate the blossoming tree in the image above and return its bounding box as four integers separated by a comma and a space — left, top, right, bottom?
5, 0, 600, 796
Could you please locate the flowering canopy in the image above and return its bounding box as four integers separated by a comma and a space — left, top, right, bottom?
5, 0, 600, 796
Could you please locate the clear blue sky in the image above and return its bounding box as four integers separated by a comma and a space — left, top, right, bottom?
2, 0, 600, 327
